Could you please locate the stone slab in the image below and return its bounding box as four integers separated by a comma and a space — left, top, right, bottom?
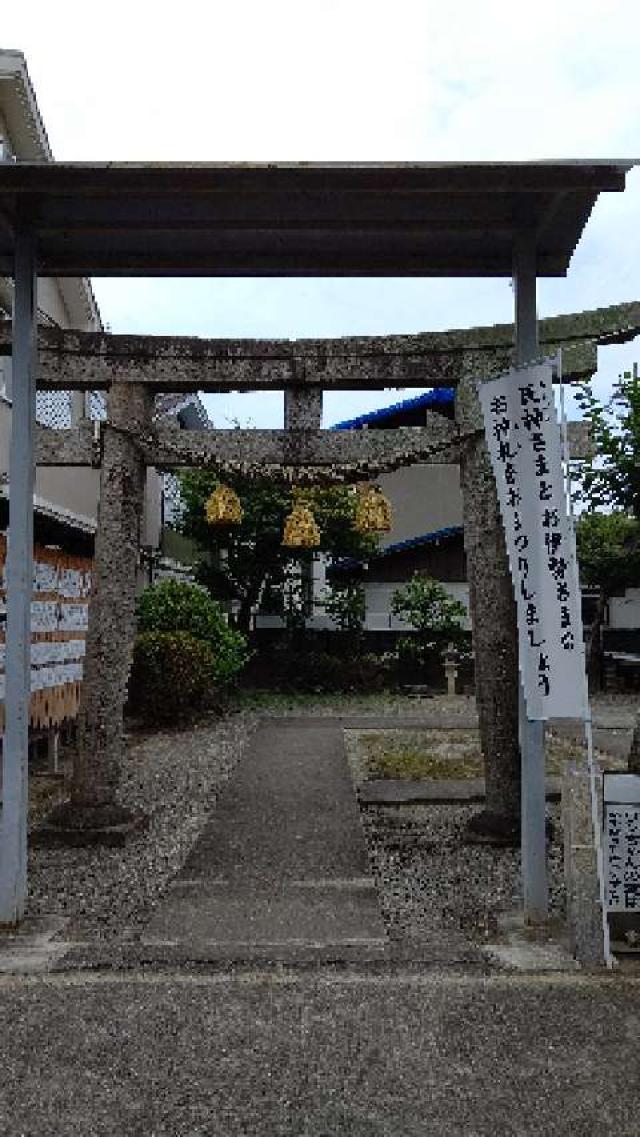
482, 910, 577, 973
0, 916, 69, 974
483, 942, 578, 972
144, 883, 386, 949
358, 776, 562, 804
143, 720, 388, 961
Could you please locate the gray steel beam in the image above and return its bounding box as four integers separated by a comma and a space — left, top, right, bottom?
0, 226, 36, 925
513, 228, 549, 926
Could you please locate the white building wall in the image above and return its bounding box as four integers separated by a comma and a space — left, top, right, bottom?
0, 50, 106, 537
363, 580, 470, 631
608, 589, 640, 630
377, 464, 463, 549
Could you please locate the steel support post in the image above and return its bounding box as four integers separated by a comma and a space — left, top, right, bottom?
513, 229, 549, 924
0, 228, 37, 925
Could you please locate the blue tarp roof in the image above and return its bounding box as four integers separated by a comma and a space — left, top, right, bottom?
330, 525, 463, 574
330, 388, 455, 431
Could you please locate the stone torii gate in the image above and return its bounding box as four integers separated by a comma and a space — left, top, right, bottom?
0, 160, 634, 924
17, 300, 639, 839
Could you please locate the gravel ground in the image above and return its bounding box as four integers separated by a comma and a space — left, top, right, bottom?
343, 728, 566, 952
26, 712, 257, 941
2, 971, 640, 1136
360, 800, 566, 949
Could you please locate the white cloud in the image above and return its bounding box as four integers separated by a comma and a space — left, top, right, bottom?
6, 0, 639, 160
1, 0, 638, 425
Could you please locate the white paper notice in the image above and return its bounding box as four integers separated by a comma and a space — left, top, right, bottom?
30, 601, 59, 633
606, 803, 640, 912
479, 361, 586, 720
58, 603, 89, 632
34, 561, 59, 595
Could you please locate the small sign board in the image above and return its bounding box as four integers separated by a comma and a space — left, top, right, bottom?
603, 773, 640, 914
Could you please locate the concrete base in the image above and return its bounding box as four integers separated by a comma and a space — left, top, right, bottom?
483, 911, 577, 973
0, 916, 69, 973
562, 761, 609, 968
464, 809, 521, 847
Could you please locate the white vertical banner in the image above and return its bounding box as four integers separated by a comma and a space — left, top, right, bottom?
479, 360, 586, 720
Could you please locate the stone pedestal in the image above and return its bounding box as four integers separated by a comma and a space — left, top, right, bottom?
444, 646, 458, 696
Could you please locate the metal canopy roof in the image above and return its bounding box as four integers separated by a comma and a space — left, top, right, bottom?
0, 161, 633, 278
331, 388, 455, 431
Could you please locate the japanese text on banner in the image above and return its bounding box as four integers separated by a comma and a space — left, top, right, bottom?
478, 361, 586, 720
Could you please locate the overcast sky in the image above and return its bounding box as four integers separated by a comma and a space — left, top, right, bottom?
3, 1, 639, 426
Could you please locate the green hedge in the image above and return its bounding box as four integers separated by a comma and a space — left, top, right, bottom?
136, 579, 249, 683
128, 631, 215, 723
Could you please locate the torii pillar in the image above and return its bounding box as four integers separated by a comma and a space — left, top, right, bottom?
457, 367, 521, 836
70, 383, 152, 819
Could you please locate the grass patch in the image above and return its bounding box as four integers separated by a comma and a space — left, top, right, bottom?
362, 730, 481, 780
371, 749, 482, 780
357, 728, 619, 781
232, 688, 408, 712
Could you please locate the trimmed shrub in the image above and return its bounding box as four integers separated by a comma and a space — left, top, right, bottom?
127, 631, 214, 723
136, 579, 250, 684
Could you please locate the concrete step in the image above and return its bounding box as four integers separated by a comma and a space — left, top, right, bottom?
144, 880, 386, 950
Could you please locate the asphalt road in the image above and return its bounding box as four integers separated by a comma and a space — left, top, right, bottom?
1, 969, 639, 1136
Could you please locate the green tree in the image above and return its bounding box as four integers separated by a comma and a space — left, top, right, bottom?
576, 512, 640, 689
175, 471, 378, 633
391, 574, 467, 676
573, 365, 640, 768
128, 631, 216, 723
573, 365, 640, 521
322, 580, 366, 634
576, 512, 640, 595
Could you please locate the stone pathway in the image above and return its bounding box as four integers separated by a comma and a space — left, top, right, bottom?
141, 718, 389, 963
20, 699, 632, 973
53, 708, 572, 970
